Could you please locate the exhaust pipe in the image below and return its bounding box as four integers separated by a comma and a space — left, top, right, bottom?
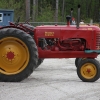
66, 15, 71, 26
77, 5, 81, 28
70, 8, 73, 24
71, 8, 73, 17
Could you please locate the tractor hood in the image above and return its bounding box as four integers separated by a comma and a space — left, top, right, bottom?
35, 24, 100, 31
34, 25, 100, 49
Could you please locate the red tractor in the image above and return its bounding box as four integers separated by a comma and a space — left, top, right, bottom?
0, 5, 100, 82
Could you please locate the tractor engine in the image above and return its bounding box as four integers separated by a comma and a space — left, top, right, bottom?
39, 38, 86, 51
58, 38, 85, 51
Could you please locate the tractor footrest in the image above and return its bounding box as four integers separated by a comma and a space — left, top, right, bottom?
85, 50, 100, 54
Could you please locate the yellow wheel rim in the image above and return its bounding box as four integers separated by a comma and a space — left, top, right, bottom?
0, 37, 29, 75
81, 63, 97, 79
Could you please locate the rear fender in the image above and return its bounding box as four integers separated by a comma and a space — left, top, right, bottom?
0, 26, 28, 34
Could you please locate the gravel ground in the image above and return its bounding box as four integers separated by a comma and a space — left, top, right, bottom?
0, 58, 100, 100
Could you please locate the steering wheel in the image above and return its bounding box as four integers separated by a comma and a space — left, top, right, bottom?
15, 17, 20, 26
25, 17, 31, 25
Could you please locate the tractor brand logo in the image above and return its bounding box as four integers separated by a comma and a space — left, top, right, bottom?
45, 32, 54, 36
81, 28, 87, 30
88, 28, 92, 30
81, 28, 92, 30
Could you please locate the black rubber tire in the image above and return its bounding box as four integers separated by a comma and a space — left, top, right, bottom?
22, 24, 44, 69
77, 59, 100, 82
35, 58, 44, 68
75, 58, 82, 67
0, 28, 38, 82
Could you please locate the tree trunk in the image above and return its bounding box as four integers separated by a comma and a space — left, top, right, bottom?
85, 0, 88, 18
33, 0, 36, 22
36, 0, 38, 18
62, 0, 65, 21
55, 0, 59, 22
25, 0, 30, 20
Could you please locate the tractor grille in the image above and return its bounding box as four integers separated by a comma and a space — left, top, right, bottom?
96, 32, 100, 49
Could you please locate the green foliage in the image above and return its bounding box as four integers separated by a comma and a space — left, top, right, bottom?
0, 0, 100, 23
35, 6, 54, 22
0, 0, 25, 21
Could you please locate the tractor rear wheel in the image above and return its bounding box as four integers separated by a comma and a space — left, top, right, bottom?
22, 24, 44, 69
77, 59, 100, 82
35, 58, 44, 68
0, 28, 38, 82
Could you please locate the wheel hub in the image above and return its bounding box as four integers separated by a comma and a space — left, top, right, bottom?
86, 68, 91, 73
6, 51, 15, 60
2, 47, 18, 63
81, 63, 97, 79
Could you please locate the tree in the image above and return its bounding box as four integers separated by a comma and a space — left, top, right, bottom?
25, 0, 30, 20
55, 0, 59, 22
0, 0, 100, 22
32, 0, 36, 21
62, 0, 65, 21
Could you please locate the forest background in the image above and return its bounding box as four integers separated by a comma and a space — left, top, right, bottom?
0, 0, 100, 23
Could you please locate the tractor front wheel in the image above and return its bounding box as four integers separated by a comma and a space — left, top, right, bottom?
77, 59, 100, 82
0, 28, 38, 82
75, 58, 82, 67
